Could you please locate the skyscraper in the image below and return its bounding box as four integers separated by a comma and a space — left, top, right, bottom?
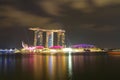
29, 28, 65, 48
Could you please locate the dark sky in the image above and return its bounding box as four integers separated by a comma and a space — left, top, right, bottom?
0, 0, 120, 48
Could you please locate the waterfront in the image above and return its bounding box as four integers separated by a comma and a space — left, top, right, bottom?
0, 54, 120, 80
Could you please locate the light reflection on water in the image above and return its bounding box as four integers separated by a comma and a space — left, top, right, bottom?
0, 54, 120, 80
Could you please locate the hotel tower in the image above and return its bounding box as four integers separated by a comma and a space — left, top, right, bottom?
29, 28, 65, 48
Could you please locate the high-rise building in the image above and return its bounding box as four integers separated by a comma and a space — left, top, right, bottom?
29, 28, 65, 48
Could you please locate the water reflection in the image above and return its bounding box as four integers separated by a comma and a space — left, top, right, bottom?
33, 55, 68, 80
0, 54, 120, 80
0, 56, 16, 73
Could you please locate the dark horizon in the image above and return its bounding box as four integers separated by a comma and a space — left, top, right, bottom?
0, 0, 120, 49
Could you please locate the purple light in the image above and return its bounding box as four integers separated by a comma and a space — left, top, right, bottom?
49, 46, 63, 49
35, 46, 44, 49
27, 47, 36, 50
72, 44, 95, 48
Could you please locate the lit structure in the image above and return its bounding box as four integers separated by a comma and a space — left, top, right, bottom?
72, 44, 95, 48
29, 28, 65, 48
71, 44, 103, 52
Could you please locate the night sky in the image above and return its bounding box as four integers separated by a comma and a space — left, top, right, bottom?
0, 0, 120, 49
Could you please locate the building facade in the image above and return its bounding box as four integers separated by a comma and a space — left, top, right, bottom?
29, 28, 65, 48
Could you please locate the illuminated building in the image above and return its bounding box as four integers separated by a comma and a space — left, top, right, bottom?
29, 28, 65, 48
71, 44, 103, 52
72, 44, 95, 48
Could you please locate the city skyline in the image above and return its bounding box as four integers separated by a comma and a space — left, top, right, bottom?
0, 0, 120, 48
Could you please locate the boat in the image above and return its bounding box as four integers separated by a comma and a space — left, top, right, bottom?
108, 49, 120, 55
108, 52, 120, 55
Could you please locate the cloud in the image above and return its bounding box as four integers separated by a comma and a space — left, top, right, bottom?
39, 1, 63, 16
94, 0, 120, 7
0, 6, 63, 29
80, 24, 119, 32
0, 0, 120, 30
